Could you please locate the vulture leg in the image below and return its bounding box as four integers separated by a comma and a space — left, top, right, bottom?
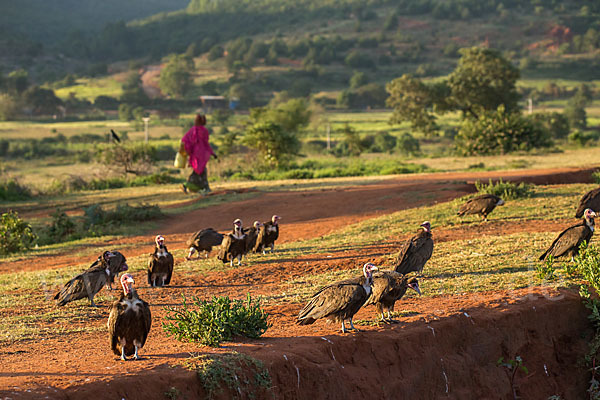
387, 310, 399, 324
237, 255, 242, 266
341, 320, 347, 333
229, 259, 233, 267
162, 276, 166, 287
270, 244, 275, 253
262, 249, 266, 255
120, 340, 127, 361
348, 319, 361, 332
204, 250, 209, 258
133, 340, 141, 360
89, 295, 98, 307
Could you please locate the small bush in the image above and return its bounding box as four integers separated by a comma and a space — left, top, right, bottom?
163, 294, 271, 347
475, 178, 533, 200
38, 210, 80, 245
83, 203, 163, 227
0, 211, 37, 256
0, 179, 32, 201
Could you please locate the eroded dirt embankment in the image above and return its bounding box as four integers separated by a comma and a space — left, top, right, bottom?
50, 290, 591, 400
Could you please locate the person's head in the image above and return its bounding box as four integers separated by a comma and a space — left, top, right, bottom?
194, 114, 207, 126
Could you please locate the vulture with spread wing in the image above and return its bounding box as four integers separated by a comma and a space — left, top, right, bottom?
186, 228, 224, 259
217, 219, 247, 266
297, 263, 378, 333
108, 274, 151, 361
394, 222, 434, 276
367, 271, 421, 323
576, 187, 600, 218
540, 208, 596, 262
457, 194, 505, 221
54, 251, 128, 307
147, 235, 174, 287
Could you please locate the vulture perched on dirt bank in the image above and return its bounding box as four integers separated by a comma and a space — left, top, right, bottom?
186, 228, 224, 259
217, 219, 247, 266
457, 194, 505, 221
297, 263, 378, 333
147, 235, 174, 287
108, 274, 151, 361
257, 215, 280, 254
367, 271, 421, 323
576, 187, 600, 218
394, 222, 434, 276
54, 251, 128, 307
540, 208, 596, 262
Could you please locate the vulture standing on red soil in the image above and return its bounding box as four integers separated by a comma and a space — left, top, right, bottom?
540, 208, 596, 262
185, 228, 224, 259
217, 219, 247, 266
367, 271, 421, 323
245, 221, 263, 254
457, 194, 505, 221
108, 274, 151, 361
257, 215, 280, 254
54, 251, 129, 307
297, 263, 378, 333
576, 187, 600, 218
394, 222, 434, 276
147, 235, 174, 287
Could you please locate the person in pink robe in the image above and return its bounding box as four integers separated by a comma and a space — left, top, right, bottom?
180, 114, 217, 193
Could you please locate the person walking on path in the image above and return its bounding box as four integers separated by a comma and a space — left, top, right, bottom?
180, 114, 217, 194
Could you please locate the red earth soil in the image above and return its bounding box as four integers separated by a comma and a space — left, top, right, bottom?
0, 166, 597, 399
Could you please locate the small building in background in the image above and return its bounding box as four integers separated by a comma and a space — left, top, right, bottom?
200, 95, 228, 111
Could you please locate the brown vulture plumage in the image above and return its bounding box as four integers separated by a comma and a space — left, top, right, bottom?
257, 215, 280, 254
244, 221, 263, 254
108, 274, 151, 361
540, 208, 596, 262
394, 222, 434, 276
217, 219, 247, 266
185, 228, 224, 259
147, 235, 174, 287
457, 194, 505, 221
576, 188, 600, 218
297, 263, 378, 333
54, 251, 129, 307
367, 271, 421, 323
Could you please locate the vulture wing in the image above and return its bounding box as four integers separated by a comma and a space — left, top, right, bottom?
164, 252, 174, 285
54, 269, 107, 306
254, 226, 266, 253
108, 299, 126, 356
367, 272, 395, 306
576, 188, 600, 218
395, 232, 433, 275
297, 280, 365, 325
540, 223, 590, 260
217, 235, 233, 263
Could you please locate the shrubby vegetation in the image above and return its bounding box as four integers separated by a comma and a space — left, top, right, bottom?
475, 178, 534, 200
0, 211, 37, 255
163, 294, 270, 347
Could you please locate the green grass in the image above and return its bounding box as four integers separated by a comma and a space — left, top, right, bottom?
54, 76, 124, 102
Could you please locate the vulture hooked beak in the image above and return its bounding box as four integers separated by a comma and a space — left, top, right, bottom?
408, 281, 422, 296
120, 273, 135, 294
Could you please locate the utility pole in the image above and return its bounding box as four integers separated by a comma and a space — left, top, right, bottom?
528, 98, 533, 114
142, 117, 150, 143
326, 122, 331, 150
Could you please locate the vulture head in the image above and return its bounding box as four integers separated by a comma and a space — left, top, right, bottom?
362, 262, 379, 283
120, 273, 135, 295
272, 215, 281, 225
234, 218, 243, 228
420, 221, 431, 233
253, 221, 263, 229
155, 235, 165, 247
584, 208, 597, 231
496, 198, 505, 206
407, 277, 422, 295
104, 251, 128, 273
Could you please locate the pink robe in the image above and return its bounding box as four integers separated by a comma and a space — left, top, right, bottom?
181, 126, 215, 174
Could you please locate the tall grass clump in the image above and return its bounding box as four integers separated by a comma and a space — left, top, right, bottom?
475, 178, 534, 200
163, 294, 271, 347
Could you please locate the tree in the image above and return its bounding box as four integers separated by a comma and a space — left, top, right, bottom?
159, 54, 193, 99
349, 71, 368, 89
447, 47, 520, 118
386, 74, 438, 134
120, 71, 149, 105
243, 121, 300, 168
6, 69, 29, 95
0, 94, 19, 121
23, 87, 63, 116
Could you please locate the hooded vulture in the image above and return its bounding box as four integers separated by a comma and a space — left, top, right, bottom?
147, 235, 174, 287
108, 274, 151, 361
576, 187, 600, 218
457, 194, 505, 221
367, 271, 421, 323
257, 215, 280, 254
244, 221, 263, 254
540, 208, 596, 262
54, 251, 129, 307
297, 263, 378, 333
217, 219, 247, 266
394, 222, 434, 276
185, 228, 224, 259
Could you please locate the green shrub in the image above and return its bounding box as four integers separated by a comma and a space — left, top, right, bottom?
0, 211, 37, 256
38, 209, 80, 245
475, 178, 533, 200
163, 294, 271, 347
0, 179, 32, 201
396, 133, 420, 155
83, 203, 163, 227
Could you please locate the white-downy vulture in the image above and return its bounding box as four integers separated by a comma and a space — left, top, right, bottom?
457, 194, 505, 221
540, 208, 596, 262
394, 222, 434, 276
576, 187, 600, 218
217, 219, 247, 266
147, 235, 174, 287
257, 215, 280, 254
367, 271, 421, 323
185, 228, 224, 259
